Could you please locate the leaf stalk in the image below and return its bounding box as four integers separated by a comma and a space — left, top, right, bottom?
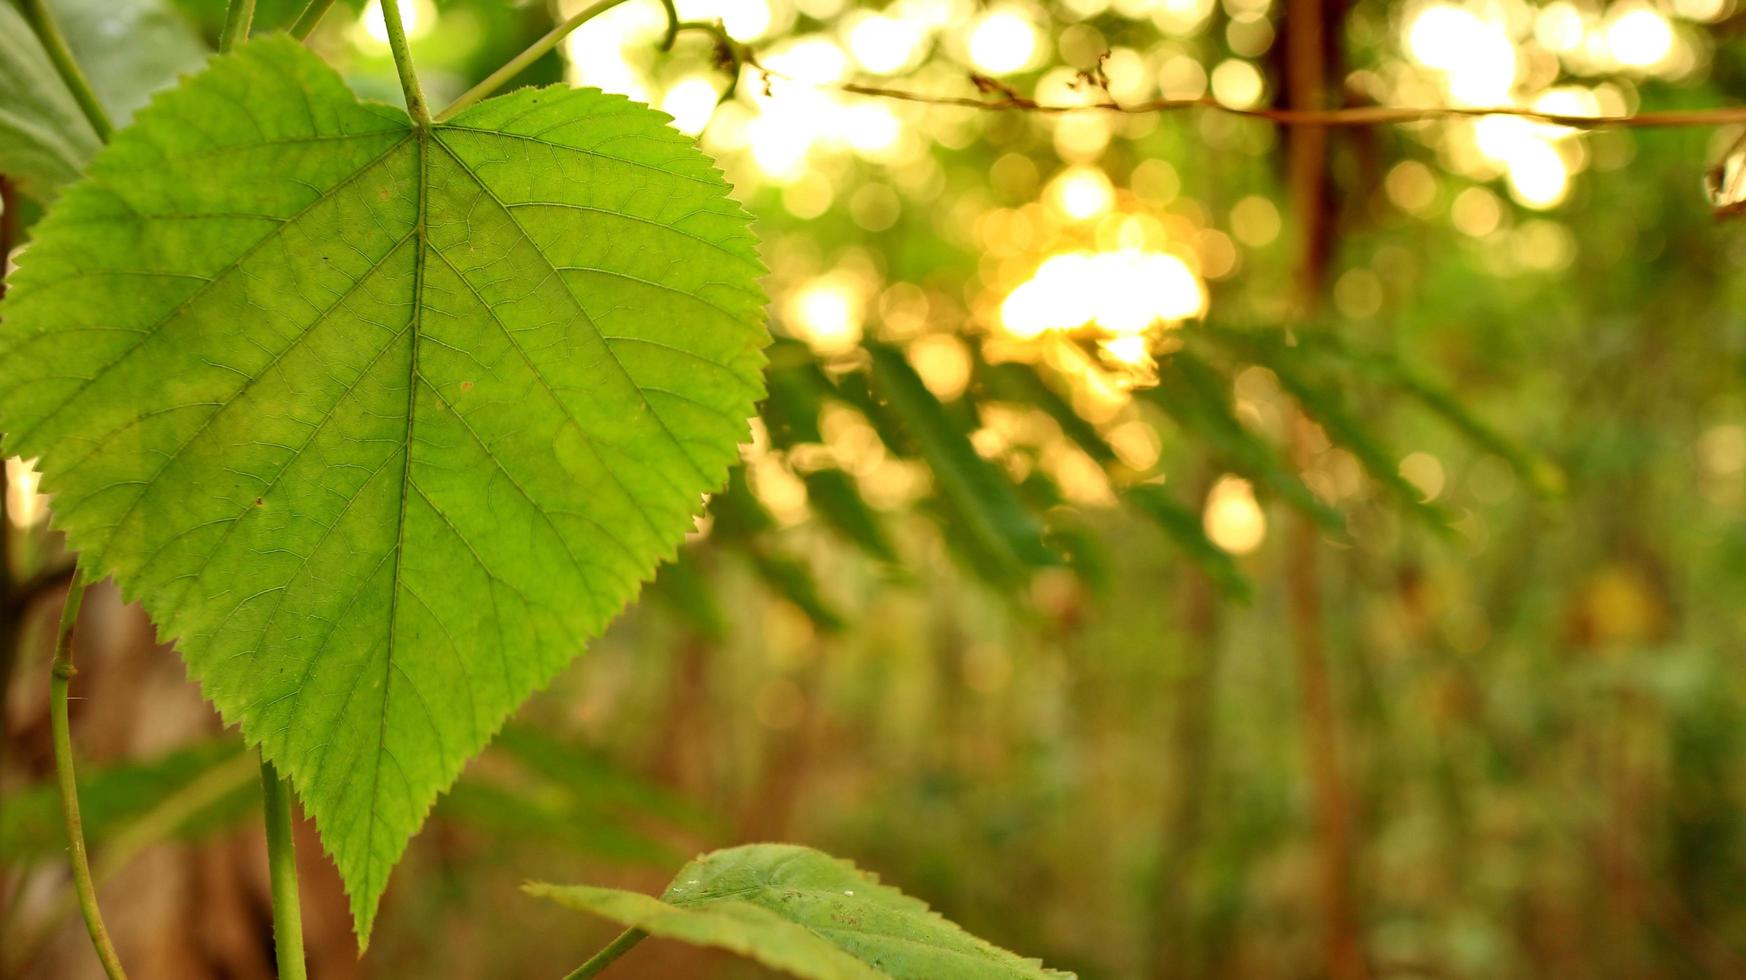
50, 575, 128, 980
261, 757, 308, 980
564, 927, 647, 979
379, 0, 430, 124
219, 0, 256, 53
17, 0, 113, 141
289, 0, 338, 40
434, 0, 642, 123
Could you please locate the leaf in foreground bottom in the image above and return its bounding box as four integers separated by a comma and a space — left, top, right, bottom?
527, 843, 1076, 979
0, 37, 767, 943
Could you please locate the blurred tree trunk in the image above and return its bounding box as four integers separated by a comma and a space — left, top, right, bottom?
1149, 472, 1221, 980
1281, 0, 1368, 977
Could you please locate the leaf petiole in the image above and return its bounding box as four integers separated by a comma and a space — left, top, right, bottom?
261, 758, 308, 980
289, 0, 338, 40
17, 0, 112, 141
434, 0, 653, 123
564, 928, 647, 980
218, 0, 256, 53
378, 0, 430, 124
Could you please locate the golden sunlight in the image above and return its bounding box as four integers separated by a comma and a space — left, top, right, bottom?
1204, 475, 1266, 555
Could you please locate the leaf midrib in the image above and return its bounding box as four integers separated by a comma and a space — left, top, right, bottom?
368, 123, 431, 917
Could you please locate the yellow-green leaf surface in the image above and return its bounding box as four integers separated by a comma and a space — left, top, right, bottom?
528, 844, 1076, 979
0, 37, 766, 943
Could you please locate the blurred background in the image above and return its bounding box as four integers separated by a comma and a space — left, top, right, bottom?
4, 0, 1746, 977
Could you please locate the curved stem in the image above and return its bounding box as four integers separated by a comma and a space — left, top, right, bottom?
289, 0, 337, 40
657, 0, 678, 50
18, 0, 112, 141
260, 757, 307, 980
563, 928, 646, 979
50, 575, 128, 980
671, 21, 745, 102
218, 0, 256, 53
379, 0, 430, 124
433, 0, 645, 122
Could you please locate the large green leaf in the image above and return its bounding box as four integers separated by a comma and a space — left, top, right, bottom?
0, 38, 767, 944
528, 843, 1076, 979
0, 2, 103, 201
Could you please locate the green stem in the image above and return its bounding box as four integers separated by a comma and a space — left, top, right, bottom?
657, 0, 678, 49
289, 0, 337, 39
379, 0, 429, 124
260, 757, 307, 980
18, 0, 112, 141
50, 575, 127, 980
433, 0, 645, 122
218, 0, 255, 53
563, 928, 647, 979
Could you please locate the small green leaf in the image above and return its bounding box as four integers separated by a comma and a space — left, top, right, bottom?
0, 38, 767, 944
528, 843, 1076, 980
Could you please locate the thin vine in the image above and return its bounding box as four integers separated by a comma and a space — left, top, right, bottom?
48, 575, 125, 980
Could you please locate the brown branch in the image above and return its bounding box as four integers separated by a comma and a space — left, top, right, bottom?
747, 66, 1746, 130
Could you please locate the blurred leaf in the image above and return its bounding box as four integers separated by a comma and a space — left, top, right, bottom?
866, 345, 1057, 587
0, 738, 253, 861
1143, 352, 1346, 535
440, 725, 715, 867
802, 468, 898, 563
53, 0, 208, 124
493, 725, 713, 832
762, 339, 834, 447
441, 780, 683, 866
709, 469, 846, 629
0, 2, 103, 202
712, 467, 778, 538
747, 548, 847, 632
527, 843, 1076, 979
648, 546, 730, 641
1045, 518, 1113, 597
1249, 344, 1455, 533
975, 359, 1117, 466
1201, 324, 1561, 499
1123, 484, 1252, 601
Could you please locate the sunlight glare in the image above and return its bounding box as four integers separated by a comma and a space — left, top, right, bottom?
1204, 475, 1265, 554
1406, 4, 1516, 106
661, 77, 721, 135
846, 12, 924, 74
4, 457, 46, 528
359, 0, 430, 44
1605, 6, 1675, 69
1000, 250, 1205, 339
968, 8, 1039, 75
788, 276, 865, 355
1049, 167, 1115, 221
